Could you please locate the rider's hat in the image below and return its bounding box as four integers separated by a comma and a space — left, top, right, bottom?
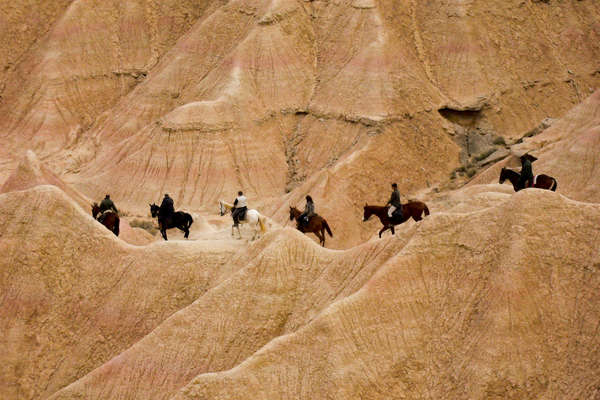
514, 150, 538, 162
391, 182, 398, 188
519, 153, 538, 162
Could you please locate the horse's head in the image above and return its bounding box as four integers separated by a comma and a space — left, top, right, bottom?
219, 201, 225, 216
289, 206, 299, 221
499, 167, 507, 184
91, 203, 99, 218
149, 203, 159, 218
363, 203, 373, 222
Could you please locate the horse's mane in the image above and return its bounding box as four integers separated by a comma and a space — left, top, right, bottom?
220, 200, 234, 209
502, 167, 519, 173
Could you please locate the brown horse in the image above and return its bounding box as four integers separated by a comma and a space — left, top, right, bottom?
289, 206, 333, 247
91, 203, 120, 236
363, 201, 429, 238
499, 168, 557, 192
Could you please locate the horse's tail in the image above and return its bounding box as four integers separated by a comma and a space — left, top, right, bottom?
187, 213, 194, 229
114, 216, 120, 237
323, 219, 333, 237
550, 178, 558, 192
423, 204, 430, 217
258, 215, 266, 233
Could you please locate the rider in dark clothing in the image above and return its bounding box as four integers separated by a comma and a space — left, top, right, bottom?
299, 195, 315, 229
160, 194, 175, 218
387, 183, 402, 220
232, 191, 247, 226
518, 155, 534, 191
98, 194, 118, 223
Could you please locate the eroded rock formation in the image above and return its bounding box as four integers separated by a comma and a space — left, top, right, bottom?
1, 1, 599, 399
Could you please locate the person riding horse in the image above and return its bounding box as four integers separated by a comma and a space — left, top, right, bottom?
386, 183, 402, 220
98, 194, 118, 223
518, 154, 535, 191
299, 195, 315, 229
232, 191, 247, 227
160, 193, 175, 218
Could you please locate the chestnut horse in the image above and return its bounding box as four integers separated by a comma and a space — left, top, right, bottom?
363, 201, 429, 238
289, 206, 333, 247
499, 168, 557, 192
91, 203, 120, 236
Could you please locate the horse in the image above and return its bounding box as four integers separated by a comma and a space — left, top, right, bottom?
149, 203, 194, 241
289, 206, 333, 247
91, 203, 120, 236
363, 201, 429, 238
219, 200, 266, 240
499, 168, 557, 192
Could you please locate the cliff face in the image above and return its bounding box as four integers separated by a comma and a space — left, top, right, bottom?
1, 1, 599, 399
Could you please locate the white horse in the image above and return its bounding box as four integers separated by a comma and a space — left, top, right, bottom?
219, 200, 266, 240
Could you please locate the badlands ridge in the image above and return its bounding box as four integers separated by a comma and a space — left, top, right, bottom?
1, 0, 599, 399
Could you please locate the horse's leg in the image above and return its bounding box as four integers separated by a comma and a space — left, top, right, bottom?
176, 221, 189, 239
253, 219, 261, 240
315, 230, 324, 246
161, 228, 168, 241
378, 226, 389, 238
390, 225, 395, 235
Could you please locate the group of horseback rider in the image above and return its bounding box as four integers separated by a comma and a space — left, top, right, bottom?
94, 152, 537, 233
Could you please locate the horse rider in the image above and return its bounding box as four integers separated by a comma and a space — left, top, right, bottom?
232, 191, 247, 226
160, 193, 175, 219
518, 154, 534, 191
299, 195, 315, 228
98, 194, 118, 223
386, 183, 402, 220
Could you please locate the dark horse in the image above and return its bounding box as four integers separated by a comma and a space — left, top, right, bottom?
91, 203, 120, 236
289, 206, 333, 247
363, 201, 429, 238
499, 168, 557, 192
150, 203, 194, 241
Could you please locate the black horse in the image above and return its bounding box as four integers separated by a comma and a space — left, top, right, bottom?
149, 203, 194, 240
499, 168, 557, 192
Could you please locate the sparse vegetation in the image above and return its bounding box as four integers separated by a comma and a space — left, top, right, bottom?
130, 219, 158, 235
474, 148, 496, 162
492, 136, 506, 145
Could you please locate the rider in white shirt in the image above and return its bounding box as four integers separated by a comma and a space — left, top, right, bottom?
232, 191, 247, 226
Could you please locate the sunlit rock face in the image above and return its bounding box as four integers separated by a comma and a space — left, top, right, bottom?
0, 1, 599, 399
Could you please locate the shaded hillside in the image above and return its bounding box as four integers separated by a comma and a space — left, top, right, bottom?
0, 186, 242, 399
171, 190, 600, 400
40, 188, 600, 400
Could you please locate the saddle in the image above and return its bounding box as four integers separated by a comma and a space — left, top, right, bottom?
531, 175, 538, 187
389, 207, 403, 223
299, 214, 317, 228
98, 209, 115, 222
